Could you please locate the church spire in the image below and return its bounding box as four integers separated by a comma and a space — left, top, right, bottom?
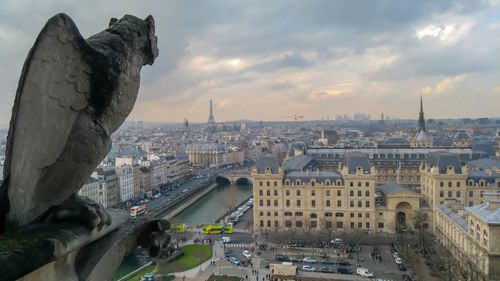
418, 91, 426, 132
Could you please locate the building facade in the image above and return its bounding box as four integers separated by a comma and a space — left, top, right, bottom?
185, 143, 224, 168
78, 178, 100, 203
115, 164, 134, 202
252, 153, 425, 234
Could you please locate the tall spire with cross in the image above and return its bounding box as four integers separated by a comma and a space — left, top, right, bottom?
207, 99, 216, 125
418, 91, 426, 132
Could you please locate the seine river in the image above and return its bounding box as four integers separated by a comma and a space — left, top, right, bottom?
114, 183, 252, 280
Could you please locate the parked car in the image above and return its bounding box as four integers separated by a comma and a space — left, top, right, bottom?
290, 256, 303, 263
141, 273, 155, 281
275, 254, 289, 262
319, 267, 334, 273
242, 250, 252, 259
337, 266, 352, 274
392, 251, 400, 258
336, 260, 351, 267
395, 257, 403, 264
398, 263, 407, 271
301, 265, 316, 272
356, 267, 374, 278
303, 257, 317, 263
228, 256, 241, 265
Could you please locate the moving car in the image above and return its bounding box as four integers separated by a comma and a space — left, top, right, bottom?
224, 248, 232, 256
242, 250, 252, 259
301, 265, 316, 272
331, 238, 343, 244
221, 237, 231, 243
338, 266, 352, 274
303, 257, 317, 263
228, 256, 241, 265
356, 267, 374, 278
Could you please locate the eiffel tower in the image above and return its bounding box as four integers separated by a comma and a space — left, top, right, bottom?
207, 99, 216, 125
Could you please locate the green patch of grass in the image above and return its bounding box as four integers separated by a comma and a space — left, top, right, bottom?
207, 276, 242, 281
157, 244, 212, 274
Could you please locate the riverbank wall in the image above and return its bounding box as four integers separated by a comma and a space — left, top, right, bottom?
162, 183, 218, 220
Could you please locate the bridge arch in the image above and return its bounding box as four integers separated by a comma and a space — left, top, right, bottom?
234, 177, 252, 185
215, 176, 231, 185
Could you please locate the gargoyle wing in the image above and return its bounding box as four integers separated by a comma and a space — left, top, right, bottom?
3, 13, 93, 226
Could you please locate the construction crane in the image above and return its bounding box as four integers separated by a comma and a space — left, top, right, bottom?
286, 114, 304, 122
275, 114, 304, 121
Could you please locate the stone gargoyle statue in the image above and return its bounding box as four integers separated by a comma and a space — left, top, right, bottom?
0, 13, 174, 281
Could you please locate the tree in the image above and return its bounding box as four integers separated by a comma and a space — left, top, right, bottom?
436, 243, 458, 281
217, 187, 240, 221
455, 252, 487, 281
413, 211, 427, 248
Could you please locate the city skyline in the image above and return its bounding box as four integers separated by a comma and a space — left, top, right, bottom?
1, 0, 500, 124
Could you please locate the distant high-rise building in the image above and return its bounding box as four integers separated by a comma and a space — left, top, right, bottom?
207, 99, 216, 125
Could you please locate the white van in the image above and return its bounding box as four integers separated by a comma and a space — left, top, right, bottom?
356, 267, 374, 278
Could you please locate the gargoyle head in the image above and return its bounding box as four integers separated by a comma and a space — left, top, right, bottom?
107, 15, 159, 66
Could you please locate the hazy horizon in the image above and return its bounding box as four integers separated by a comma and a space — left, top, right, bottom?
1, 0, 500, 124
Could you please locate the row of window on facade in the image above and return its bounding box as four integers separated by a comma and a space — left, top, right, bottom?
259, 211, 373, 219
425, 178, 494, 187
258, 199, 371, 208
312, 152, 427, 160
258, 189, 371, 197
259, 220, 380, 229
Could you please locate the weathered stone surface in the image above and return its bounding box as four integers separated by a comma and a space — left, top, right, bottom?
1, 13, 158, 231
0, 13, 172, 281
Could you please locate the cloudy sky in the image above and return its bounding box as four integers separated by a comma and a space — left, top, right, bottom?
1, 0, 499, 124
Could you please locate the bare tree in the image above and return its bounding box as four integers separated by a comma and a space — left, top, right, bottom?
455, 252, 487, 281
436, 243, 459, 281
413, 211, 428, 248
218, 187, 240, 221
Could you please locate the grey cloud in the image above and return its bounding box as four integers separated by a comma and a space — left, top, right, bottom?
0, 0, 498, 122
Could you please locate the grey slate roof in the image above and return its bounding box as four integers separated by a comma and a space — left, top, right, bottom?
453, 131, 471, 141
283, 155, 316, 172
426, 152, 462, 174
284, 170, 342, 183
466, 201, 500, 225
467, 158, 500, 171
185, 143, 225, 152
289, 141, 307, 156
468, 171, 500, 184
379, 183, 404, 195
343, 152, 371, 174
256, 153, 279, 174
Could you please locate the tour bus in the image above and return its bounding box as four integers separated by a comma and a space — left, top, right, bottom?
174, 224, 186, 233
202, 223, 233, 234
130, 204, 147, 218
